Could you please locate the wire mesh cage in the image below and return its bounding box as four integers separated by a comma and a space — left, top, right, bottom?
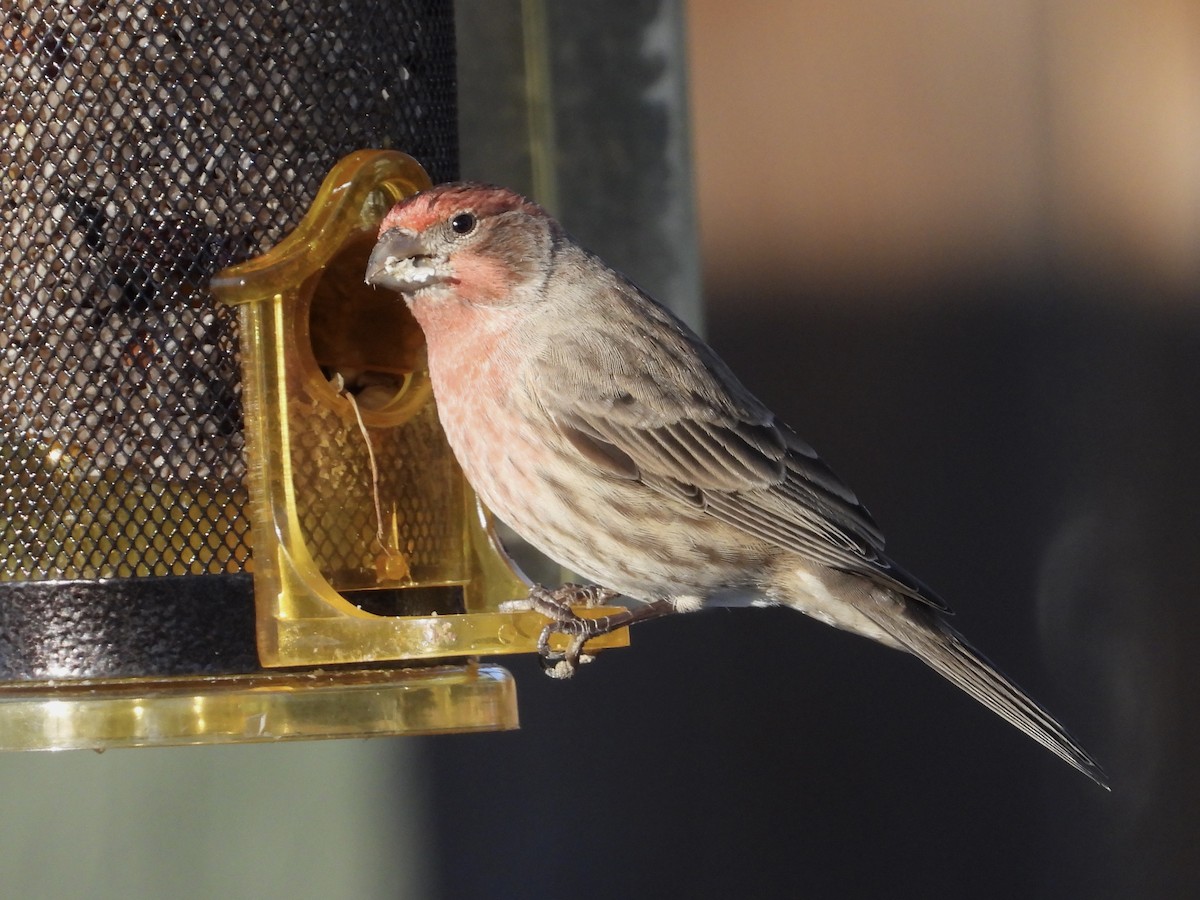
1, 0, 459, 679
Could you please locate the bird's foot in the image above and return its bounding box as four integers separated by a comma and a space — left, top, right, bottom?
527, 582, 621, 614
497, 582, 619, 618
502, 585, 676, 679
498, 583, 618, 677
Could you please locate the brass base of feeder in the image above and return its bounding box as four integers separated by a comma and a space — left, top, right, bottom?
0, 663, 518, 752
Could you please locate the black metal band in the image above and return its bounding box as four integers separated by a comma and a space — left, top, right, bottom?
0, 575, 258, 680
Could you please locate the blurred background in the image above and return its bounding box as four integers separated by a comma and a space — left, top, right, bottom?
3, 1, 1198, 897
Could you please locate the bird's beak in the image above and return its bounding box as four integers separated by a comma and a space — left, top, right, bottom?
365, 228, 445, 293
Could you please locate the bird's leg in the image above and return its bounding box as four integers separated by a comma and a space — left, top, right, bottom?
535, 596, 676, 679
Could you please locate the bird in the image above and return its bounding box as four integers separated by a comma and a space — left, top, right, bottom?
364, 182, 1108, 789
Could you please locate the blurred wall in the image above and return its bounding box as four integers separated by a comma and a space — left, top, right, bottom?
689, 0, 1200, 302
0, 742, 430, 899
686, 2, 1200, 897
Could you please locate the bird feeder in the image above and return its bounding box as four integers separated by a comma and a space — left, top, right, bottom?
0, 0, 623, 752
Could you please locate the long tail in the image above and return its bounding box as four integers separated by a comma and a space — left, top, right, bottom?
894, 618, 1109, 790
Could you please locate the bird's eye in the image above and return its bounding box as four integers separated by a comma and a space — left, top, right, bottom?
450, 212, 477, 235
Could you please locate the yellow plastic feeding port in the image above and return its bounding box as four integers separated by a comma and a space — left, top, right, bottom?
210, 149, 628, 671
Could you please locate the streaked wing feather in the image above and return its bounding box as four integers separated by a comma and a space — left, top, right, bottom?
536, 280, 948, 612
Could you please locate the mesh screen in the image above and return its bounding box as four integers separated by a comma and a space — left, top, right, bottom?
1, 0, 458, 580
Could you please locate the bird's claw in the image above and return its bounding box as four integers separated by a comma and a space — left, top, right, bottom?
534, 610, 603, 678
502, 584, 674, 678
525, 583, 618, 677
530, 582, 621, 613
497, 583, 620, 677
497, 582, 618, 616
539, 647, 597, 680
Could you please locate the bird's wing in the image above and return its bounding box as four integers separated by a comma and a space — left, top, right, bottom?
535, 285, 948, 611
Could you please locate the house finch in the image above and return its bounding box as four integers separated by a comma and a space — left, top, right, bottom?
365, 183, 1107, 789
